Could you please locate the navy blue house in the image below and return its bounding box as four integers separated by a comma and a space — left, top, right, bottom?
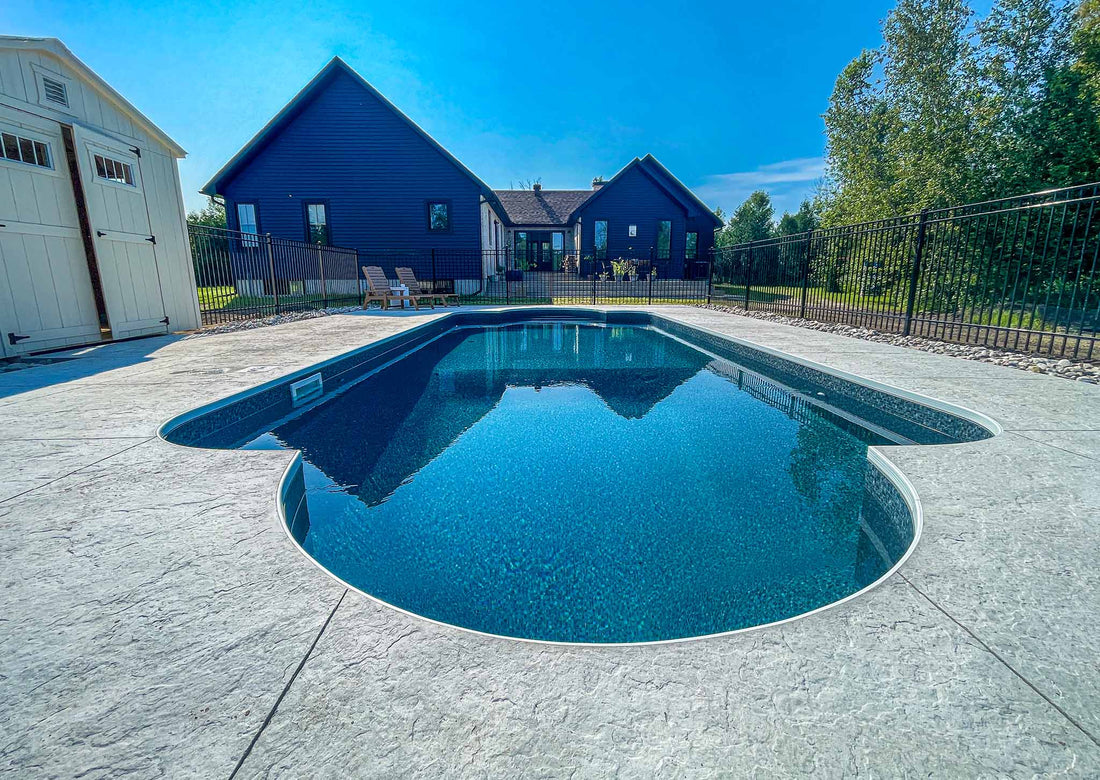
202, 57, 721, 288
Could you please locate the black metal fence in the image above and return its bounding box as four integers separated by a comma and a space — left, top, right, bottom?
189, 225, 363, 325
189, 223, 713, 325
714, 183, 1100, 360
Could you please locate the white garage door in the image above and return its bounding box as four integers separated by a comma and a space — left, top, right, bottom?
75, 126, 169, 339
0, 109, 104, 357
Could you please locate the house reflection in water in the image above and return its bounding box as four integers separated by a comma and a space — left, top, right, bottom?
266, 323, 711, 508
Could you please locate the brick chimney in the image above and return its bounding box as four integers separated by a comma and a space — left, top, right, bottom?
533, 183, 542, 192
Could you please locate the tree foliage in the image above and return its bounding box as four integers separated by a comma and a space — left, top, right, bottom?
187, 197, 226, 228
818, 0, 1100, 224
716, 190, 774, 247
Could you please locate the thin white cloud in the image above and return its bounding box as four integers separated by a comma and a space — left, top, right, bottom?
695, 156, 825, 217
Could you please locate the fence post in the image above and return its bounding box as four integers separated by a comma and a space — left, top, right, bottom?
706, 249, 714, 304
799, 232, 814, 319
506, 247, 511, 305
431, 248, 437, 293
316, 242, 327, 309
648, 247, 655, 305
591, 260, 597, 305
744, 245, 753, 311
356, 249, 363, 305
904, 210, 930, 336
265, 233, 279, 313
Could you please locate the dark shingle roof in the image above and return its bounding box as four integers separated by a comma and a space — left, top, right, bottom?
492, 189, 593, 226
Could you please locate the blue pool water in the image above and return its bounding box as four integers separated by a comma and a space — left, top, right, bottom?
244, 323, 911, 643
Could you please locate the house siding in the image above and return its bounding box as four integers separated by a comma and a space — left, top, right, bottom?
575, 165, 688, 276
220, 68, 483, 276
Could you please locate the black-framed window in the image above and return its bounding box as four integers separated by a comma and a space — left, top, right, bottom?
656, 220, 671, 260
551, 231, 564, 269
305, 202, 329, 244
427, 200, 451, 231
236, 202, 259, 247
594, 220, 608, 259
686, 231, 698, 259
515, 231, 528, 264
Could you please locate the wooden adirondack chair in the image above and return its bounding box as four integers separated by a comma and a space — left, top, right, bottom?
362, 266, 431, 310
395, 267, 460, 307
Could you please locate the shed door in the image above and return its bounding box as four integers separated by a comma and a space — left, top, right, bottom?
0, 108, 104, 357
74, 126, 169, 339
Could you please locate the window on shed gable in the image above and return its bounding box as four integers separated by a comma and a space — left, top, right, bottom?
1, 132, 51, 168
427, 201, 450, 231
94, 153, 135, 186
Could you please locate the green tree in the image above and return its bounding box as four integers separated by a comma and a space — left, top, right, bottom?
881, 0, 978, 210
821, 51, 902, 224
776, 200, 820, 236
718, 190, 775, 247
975, 0, 1071, 193
187, 197, 226, 228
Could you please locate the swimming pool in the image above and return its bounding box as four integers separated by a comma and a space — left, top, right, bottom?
162, 311, 997, 644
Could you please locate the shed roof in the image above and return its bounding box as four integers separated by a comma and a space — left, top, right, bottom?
0, 36, 186, 157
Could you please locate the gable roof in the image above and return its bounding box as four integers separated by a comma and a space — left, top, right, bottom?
638, 155, 724, 227
201, 57, 499, 205
0, 36, 186, 157
569, 155, 722, 228
492, 189, 591, 226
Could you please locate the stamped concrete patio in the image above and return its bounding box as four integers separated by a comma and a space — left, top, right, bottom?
1, 306, 1098, 778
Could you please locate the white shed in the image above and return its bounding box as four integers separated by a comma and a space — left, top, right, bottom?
0, 36, 200, 357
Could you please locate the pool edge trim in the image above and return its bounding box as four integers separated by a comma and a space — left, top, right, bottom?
270, 446, 925, 647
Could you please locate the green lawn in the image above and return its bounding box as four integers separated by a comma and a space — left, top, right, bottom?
198, 286, 359, 312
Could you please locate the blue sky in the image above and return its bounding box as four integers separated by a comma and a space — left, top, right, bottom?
5, 0, 899, 218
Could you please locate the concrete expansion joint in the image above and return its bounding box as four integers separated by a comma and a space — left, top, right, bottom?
229, 589, 349, 778
899, 572, 1100, 749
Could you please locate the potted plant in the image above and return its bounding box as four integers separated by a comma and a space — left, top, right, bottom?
562, 254, 579, 275
622, 259, 638, 282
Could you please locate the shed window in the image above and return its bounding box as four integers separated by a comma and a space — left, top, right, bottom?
93, 154, 135, 186
42, 77, 69, 107
656, 220, 671, 259
1, 132, 51, 168
237, 203, 259, 247
594, 220, 608, 259
306, 203, 329, 244
686, 232, 698, 259
427, 201, 450, 231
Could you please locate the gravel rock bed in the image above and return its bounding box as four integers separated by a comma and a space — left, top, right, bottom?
700, 304, 1100, 383
187, 306, 362, 338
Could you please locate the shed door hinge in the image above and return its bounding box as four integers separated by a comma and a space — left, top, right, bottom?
7, 332, 29, 346
146, 235, 156, 245
160, 316, 170, 326
129, 146, 141, 157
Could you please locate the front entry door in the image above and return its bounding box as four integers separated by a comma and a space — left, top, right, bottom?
74, 125, 169, 339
